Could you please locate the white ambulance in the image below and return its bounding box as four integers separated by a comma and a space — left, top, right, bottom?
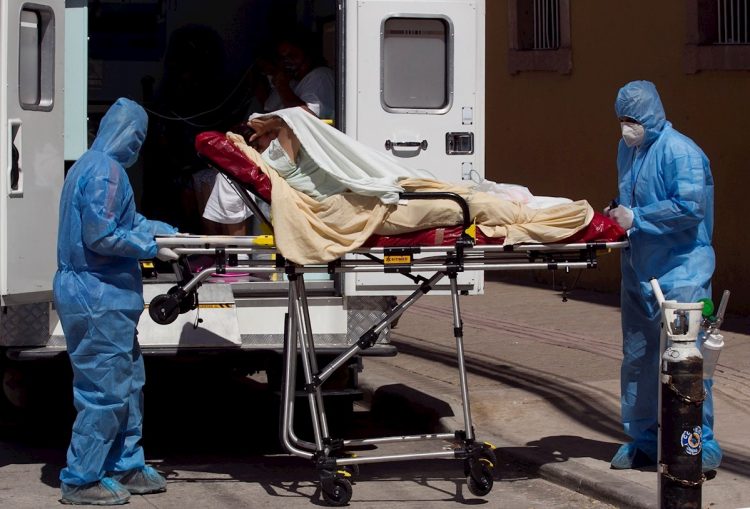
0, 0, 485, 408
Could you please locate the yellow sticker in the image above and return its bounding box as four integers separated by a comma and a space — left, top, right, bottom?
253, 234, 275, 246
144, 303, 234, 310
141, 261, 154, 269
384, 255, 411, 265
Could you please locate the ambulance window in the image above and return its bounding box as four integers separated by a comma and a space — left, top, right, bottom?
19, 6, 55, 111
382, 17, 451, 112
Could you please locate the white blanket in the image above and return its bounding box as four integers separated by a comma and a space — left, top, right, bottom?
249, 108, 434, 204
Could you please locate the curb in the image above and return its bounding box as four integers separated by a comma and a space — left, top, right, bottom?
360, 375, 656, 509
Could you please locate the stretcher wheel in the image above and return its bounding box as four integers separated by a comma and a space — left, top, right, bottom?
466, 463, 494, 497
169, 286, 198, 313
148, 294, 180, 325
321, 478, 352, 506
478, 445, 498, 467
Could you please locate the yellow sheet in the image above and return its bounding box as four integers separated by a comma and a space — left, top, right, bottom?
227, 133, 594, 265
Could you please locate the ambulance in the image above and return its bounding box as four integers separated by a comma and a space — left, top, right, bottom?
0, 0, 485, 409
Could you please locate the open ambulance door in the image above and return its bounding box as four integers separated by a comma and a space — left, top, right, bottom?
343, 0, 485, 296
0, 0, 65, 305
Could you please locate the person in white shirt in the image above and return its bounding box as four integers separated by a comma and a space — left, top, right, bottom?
272, 31, 335, 122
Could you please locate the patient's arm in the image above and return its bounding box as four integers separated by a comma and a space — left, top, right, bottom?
276, 124, 300, 162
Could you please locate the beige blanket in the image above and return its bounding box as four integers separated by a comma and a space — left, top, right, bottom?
227, 133, 594, 265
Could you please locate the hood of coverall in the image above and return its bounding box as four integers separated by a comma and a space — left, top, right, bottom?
614, 80, 666, 148
90, 98, 148, 168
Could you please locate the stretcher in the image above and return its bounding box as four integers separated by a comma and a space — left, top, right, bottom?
148, 131, 629, 505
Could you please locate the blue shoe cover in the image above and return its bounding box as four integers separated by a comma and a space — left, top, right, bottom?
60, 478, 130, 505
111, 465, 166, 495
702, 439, 722, 472
610, 442, 657, 469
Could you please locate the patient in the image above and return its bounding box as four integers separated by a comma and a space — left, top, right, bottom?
204, 104, 448, 225
204, 105, 417, 225
202, 109, 312, 226
199, 107, 599, 267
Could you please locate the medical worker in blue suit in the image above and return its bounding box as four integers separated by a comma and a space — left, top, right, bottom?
54, 98, 178, 505
607, 81, 721, 471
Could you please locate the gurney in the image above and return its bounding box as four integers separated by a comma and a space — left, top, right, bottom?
149, 131, 628, 505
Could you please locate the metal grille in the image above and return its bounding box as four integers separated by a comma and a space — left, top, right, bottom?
534, 0, 560, 50
718, 0, 750, 44
0, 303, 50, 347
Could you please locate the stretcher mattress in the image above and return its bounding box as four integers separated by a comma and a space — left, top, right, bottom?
196, 131, 626, 246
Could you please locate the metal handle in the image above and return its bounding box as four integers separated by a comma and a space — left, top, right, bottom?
385, 139, 428, 151
399, 191, 471, 234
714, 290, 730, 327
8, 118, 23, 197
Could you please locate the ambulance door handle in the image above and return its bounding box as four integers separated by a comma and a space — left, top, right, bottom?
8, 119, 23, 197
385, 139, 428, 151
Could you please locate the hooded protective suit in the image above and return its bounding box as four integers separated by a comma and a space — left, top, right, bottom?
612, 81, 720, 469
54, 98, 176, 486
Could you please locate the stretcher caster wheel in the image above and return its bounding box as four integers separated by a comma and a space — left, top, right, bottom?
321, 477, 352, 506
466, 463, 494, 497
478, 444, 498, 467
148, 294, 180, 325
170, 286, 198, 313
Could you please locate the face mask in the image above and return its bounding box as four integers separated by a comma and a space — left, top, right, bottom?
620, 122, 645, 148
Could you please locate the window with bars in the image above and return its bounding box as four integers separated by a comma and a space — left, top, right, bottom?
685, 0, 750, 72
532, 0, 561, 50
716, 0, 749, 44
508, 0, 571, 74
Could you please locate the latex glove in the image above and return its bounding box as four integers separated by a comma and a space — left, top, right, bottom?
603, 199, 618, 215
156, 247, 179, 262
609, 206, 634, 230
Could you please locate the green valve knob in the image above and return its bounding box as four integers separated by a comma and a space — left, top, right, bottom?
698, 298, 714, 318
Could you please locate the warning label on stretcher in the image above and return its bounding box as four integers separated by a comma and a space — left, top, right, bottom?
384, 255, 412, 265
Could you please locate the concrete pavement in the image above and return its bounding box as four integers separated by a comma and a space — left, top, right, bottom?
360, 277, 750, 509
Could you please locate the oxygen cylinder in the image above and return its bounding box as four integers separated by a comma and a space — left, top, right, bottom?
660, 304, 705, 509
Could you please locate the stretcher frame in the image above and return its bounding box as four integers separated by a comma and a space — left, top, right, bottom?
152, 224, 627, 506
152, 144, 627, 504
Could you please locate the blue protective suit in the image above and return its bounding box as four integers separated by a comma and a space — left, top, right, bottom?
53, 98, 176, 486
613, 81, 720, 468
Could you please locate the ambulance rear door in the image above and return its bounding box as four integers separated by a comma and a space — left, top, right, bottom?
0, 0, 65, 305
343, 0, 485, 296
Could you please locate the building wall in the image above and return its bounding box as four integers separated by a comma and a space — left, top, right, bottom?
485, 0, 750, 312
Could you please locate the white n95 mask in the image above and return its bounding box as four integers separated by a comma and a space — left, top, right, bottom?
620, 122, 645, 148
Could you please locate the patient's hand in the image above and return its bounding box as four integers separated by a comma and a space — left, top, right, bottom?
248, 117, 283, 138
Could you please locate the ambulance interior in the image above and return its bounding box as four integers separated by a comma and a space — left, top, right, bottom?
86, 0, 340, 240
